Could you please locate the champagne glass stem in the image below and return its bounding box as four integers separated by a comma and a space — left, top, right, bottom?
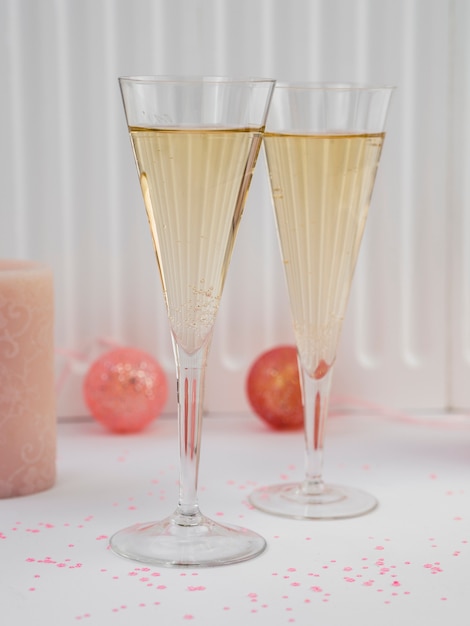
301, 366, 333, 496
174, 338, 211, 521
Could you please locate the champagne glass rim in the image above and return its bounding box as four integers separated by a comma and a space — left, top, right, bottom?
118, 75, 276, 85
273, 81, 395, 92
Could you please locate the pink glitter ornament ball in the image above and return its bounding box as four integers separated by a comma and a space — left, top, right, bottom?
83, 347, 168, 433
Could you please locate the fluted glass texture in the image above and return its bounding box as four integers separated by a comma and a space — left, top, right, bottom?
131, 128, 262, 354
264, 131, 384, 376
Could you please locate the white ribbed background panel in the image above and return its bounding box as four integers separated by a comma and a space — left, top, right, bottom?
450, 0, 470, 410
0, 0, 464, 418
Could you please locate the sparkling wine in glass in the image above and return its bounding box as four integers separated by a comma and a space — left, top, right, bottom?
249, 83, 394, 519
111, 76, 275, 566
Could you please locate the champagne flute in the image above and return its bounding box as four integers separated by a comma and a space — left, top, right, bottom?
249, 83, 394, 519
111, 76, 275, 566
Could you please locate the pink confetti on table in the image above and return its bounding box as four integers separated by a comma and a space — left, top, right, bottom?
423, 563, 443, 574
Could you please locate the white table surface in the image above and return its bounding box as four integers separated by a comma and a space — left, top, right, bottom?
1, 411, 469, 625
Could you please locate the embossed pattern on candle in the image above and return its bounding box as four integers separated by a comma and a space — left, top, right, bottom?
0, 260, 56, 497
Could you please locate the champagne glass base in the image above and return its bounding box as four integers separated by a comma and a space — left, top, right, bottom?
249, 482, 377, 520
110, 512, 267, 567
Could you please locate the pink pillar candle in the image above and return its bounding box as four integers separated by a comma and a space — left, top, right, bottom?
0, 260, 56, 497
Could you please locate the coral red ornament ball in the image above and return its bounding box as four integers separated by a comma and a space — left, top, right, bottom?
83, 347, 168, 433
246, 345, 303, 430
